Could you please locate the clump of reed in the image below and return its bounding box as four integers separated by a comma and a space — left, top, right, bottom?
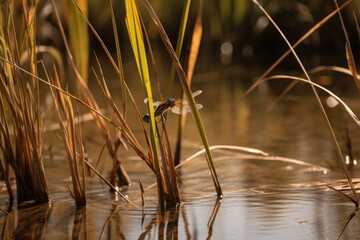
50, 72, 87, 207
124, 0, 223, 209
70, 0, 223, 210
0, 0, 49, 205
0, 0, 223, 211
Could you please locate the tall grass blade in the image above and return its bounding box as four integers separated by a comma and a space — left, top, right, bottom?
157, 122, 180, 206
167, 0, 191, 96
174, 0, 203, 166
140, 0, 223, 198
50, 71, 86, 207
252, 0, 358, 204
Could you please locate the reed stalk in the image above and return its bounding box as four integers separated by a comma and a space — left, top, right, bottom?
50, 70, 87, 207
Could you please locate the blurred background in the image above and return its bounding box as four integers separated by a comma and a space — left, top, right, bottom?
27, 0, 360, 80
82, 1, 359, 64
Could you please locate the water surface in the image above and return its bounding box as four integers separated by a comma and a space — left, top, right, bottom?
1, 67, 360, 239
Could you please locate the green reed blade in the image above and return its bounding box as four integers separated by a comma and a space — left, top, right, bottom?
64, 0, 89, 83
125, 0, 165, 209
167, 0, 191, 96
174, 0, 203, 166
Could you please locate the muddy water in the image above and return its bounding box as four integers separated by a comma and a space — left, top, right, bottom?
1, 68, 360, 239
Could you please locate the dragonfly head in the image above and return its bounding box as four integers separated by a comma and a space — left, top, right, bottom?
165, 98, 176, 107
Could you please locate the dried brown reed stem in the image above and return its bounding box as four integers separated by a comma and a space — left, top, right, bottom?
139, 179, 145, 208
0, 207, 9, 215
334, 0, 360, 91
91, 55, 151, 169
52, 0, 131, 187
50, 69, 86, 207
0, 0, 49, 205
156, 121, 180, 206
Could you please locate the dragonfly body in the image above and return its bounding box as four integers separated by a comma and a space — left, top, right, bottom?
143, 90, 202, 123
154, 98, 176, 117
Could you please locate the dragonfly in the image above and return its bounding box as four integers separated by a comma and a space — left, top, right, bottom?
142, 90, 203, 123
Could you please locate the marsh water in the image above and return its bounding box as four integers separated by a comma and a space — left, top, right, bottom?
1, 65, 360, 239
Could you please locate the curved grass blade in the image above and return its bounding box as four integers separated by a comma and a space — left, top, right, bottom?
252, 0, 358, 205
250, 73, 360, 203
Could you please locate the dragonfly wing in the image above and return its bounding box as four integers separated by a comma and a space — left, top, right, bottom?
191, 90, 202, 98
195, 103, 203, 110
181, 90, 202, 101
171, 103, 202, 114
144, 98, 162, 107
152, 101, 162, 107
171, 106, 191, 114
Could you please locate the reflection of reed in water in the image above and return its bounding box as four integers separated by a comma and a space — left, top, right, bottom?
13, 204, 51, 240
135, 199, 221, 239
138, 206, 181, 240
72, 208, 87, 240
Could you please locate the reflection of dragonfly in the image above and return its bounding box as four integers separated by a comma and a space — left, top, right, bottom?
143, 90, 203, 123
